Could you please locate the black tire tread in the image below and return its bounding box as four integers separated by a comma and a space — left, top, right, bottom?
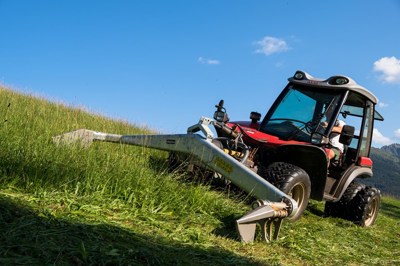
259, 162, 311, 221
324, 181, 381, 226
324, 181, 365, 218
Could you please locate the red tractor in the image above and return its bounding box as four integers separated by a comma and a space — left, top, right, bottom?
212, 70, 383, 226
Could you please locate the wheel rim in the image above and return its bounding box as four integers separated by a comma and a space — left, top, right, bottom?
288, 182, 306, 207
364, 197, 379, 226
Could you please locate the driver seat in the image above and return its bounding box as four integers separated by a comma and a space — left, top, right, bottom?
330, 125, 355, 169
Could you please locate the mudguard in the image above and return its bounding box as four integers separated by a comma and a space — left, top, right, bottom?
275, 144, 329, 200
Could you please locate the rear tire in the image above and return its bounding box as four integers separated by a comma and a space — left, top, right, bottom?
324, 182, 381, 227
324, 181, 365, 217
259, 162, 311, 221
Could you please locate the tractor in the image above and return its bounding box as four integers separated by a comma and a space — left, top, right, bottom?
54, 70, 383, 242
211, 70, 383, 226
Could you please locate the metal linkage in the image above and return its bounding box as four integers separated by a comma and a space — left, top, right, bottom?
53, 117, 297, 242
236, 201, 288, 242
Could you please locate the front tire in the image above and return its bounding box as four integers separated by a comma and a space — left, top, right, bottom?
259, 162, 311, 221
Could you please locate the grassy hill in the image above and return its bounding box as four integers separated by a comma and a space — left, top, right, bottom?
1, 86, 399, 265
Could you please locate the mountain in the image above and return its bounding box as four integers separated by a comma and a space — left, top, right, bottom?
380, 143, 400, 157
367, 147, 400, 198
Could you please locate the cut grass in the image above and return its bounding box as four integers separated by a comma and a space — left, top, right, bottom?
0, 190, 256, 266
1, 86, 399, 265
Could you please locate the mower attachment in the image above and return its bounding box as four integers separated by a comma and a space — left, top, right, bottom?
236, 201, 288, 242
54, 117, 297, 242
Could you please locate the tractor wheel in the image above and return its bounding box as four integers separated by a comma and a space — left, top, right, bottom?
324, 182, 381, 227
349, 185, 381, 226
324, 181, 365, 218
259, 162, 311, 221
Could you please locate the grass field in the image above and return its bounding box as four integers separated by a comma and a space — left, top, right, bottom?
1, 86, 399, 265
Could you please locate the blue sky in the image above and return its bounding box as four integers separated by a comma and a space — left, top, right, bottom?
1, 0, 399, 147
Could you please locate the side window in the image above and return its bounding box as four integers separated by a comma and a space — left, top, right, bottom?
340, 94, 374, 158
359, 101, 374, 157
339, 105, 363, 149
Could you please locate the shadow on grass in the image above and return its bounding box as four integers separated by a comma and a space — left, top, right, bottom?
0, 147, 85, 191
0, 195, 261, 266
211, 214, 241, 241
306, 201, 325, 217
380, 200, 400, 220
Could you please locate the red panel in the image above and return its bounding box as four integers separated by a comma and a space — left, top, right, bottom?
358, 157, 373, 167
227, 121, 306, 146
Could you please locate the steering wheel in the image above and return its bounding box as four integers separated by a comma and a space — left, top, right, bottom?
271, 118, 316, 134
303, 120, 319, 133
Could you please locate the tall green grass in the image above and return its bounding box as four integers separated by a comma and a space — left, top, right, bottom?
1, 86, 399, 265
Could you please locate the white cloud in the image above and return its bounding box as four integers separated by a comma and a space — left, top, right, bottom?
198, 57, 220, 65
395, 129, 400, 138
377, 102, 388, 108
254, 36, 289, 56
373, 128, 392, 145
373, 56, 400, 84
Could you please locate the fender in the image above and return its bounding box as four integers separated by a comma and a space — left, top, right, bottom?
275, 144, 328, 200
332, 165, 373, 202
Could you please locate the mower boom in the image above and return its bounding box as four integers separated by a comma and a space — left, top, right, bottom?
54, 117, 298, 242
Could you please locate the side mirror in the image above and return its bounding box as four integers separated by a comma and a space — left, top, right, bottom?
339, 125, 355, 145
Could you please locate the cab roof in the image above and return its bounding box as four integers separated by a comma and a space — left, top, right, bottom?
288, 70, 378, 104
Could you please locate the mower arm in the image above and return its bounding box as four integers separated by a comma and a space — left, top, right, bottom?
53, 117, 298, 242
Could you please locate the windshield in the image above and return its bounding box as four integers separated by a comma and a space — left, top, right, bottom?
260, 85, 344, 142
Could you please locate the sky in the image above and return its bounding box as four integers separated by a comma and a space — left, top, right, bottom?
1, 0, 400, 148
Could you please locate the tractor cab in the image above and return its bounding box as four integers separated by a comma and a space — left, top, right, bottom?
259, 71, 384, 171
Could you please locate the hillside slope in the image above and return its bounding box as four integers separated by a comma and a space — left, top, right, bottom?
1, 87, 399, 265
369, 147, 400, 198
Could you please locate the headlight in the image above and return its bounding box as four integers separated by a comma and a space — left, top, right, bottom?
294, 71, 305, 80
329, 76, 349, 85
